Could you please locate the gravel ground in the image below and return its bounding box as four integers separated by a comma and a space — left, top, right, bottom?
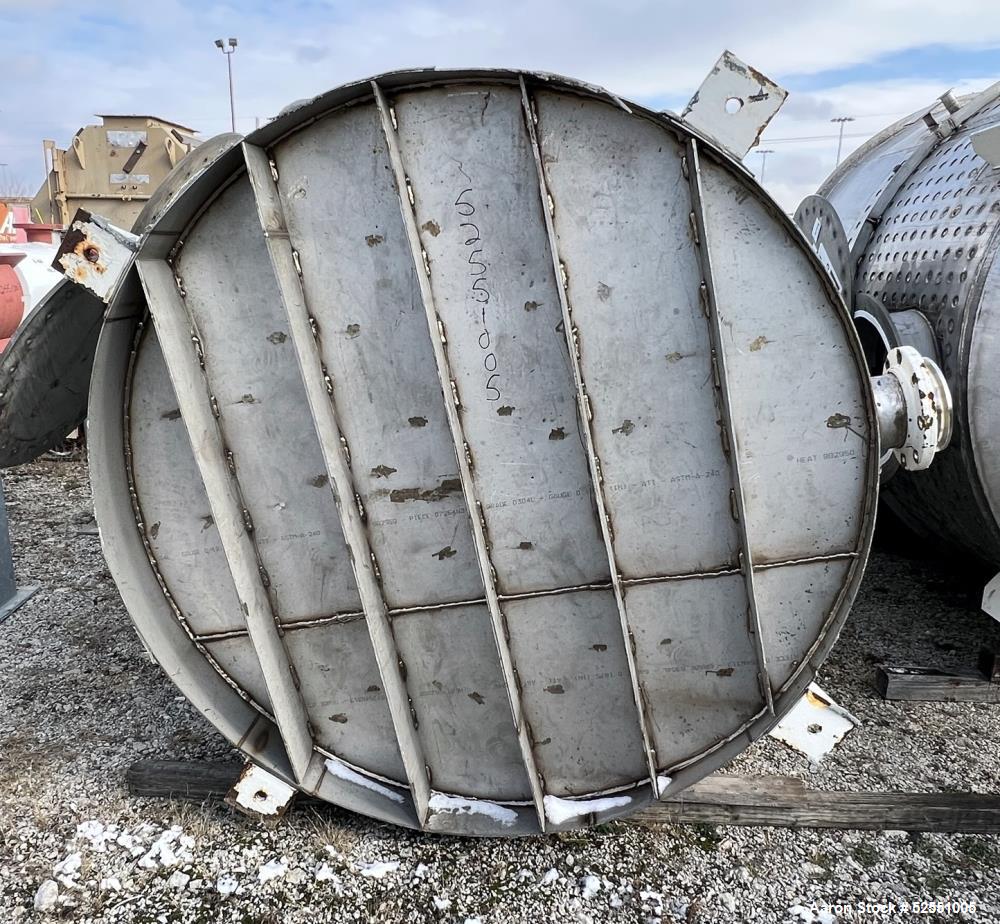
1, 458, 998, 923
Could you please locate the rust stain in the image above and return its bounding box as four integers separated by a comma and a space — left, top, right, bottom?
238, 393, 256, 405
408, 416, 428, 428
612, 419, 635, 436
537, 737, 552, 746
805, 689, 830, 708
71, 237, 106, 274
497, 406, 515, 417
659, 637, 673, 646
371, 464, 397, 479
329, 713, 349, 724
161, 408, 182, 421
749, 335, 772, 352
591, 643, 607, 652
597, 282, 612, 302
365, 234, 384, 247
346, 323, 361, 338
524, 300, 542, 312
433, 546, 457, 560
309, 474, 329, 488
200, 515, 214, 532
421, 220, 441, 237
267, 331, 287, 344
709, 667, 735, 677
149, 522, 160, 539
388, 478, 462, 503
517, 541, 534, 551
468, 691, 485, 705
665, 352, 691, 364
826, 411, 866, 441
548, 427, 566, 441
367, 684, 380, 693
545, 684, 565, 694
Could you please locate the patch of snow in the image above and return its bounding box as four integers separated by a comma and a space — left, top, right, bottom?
580, 875, 601, 900
34, 880, 58, 912
542, 793, 631, 825
655, 774, 673, 797
640, 890, 663, 905
325, 757, 404, 803
116, 832, 139, 853
541, 868, 559, 885
314, 864, 344, 892
464, 918, 482, 924
167, 871, 191, 890
428, 791, 517, 826
99, 877, 121, 893
76, 820, 119, 851
353, 860, 401, 879
53, 853, 81, 877
216, 875, 239, 896
258, 858, 288, 883
413, 862, 430, 879
138, 827, 188, 869
433, 896, 452, 910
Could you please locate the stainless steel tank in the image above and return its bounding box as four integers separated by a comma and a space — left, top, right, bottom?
72, 68, 889, 835
798, 83, 1000, 571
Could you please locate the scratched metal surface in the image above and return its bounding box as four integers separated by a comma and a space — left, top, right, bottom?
394, 85, 611, 594
819, 89, 1000, 567
88, 69, 877, 835
273, 104, 484, 607
173, 178, 363, 623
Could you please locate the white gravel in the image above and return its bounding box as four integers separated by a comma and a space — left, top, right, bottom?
1, 458, 999, 922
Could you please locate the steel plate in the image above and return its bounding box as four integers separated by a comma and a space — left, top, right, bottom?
88, 69, 878, 835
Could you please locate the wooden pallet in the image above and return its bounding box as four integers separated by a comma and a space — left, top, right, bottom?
127, 760, 1000, 835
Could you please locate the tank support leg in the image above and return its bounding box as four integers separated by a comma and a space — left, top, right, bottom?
0, 476, 38, 624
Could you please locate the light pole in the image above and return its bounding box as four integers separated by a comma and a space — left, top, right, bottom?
831, 116, 854, 167
755, 149, 774, 185
214, 37, 238, 132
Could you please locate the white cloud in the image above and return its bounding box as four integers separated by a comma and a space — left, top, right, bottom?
2, 0, 1000, 212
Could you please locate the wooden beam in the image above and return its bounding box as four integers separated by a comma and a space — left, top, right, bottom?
875, 664, 1000, 704
126, 761, 1000, 834
634, 775, 1000, 835
127, 760, 245, 803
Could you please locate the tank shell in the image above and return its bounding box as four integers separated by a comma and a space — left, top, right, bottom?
89, 69, 877, 834
819, 89, 1000, 565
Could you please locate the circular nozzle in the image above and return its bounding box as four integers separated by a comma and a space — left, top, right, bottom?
883, 345, 953, 471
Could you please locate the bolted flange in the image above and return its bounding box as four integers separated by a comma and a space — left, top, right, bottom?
882, 345, 952, 472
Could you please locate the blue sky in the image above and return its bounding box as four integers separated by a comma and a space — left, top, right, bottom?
2, 0, 1000, 211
